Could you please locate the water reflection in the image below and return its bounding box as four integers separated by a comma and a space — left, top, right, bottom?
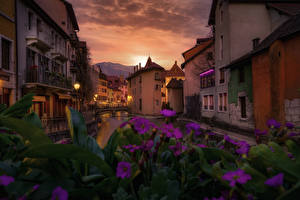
96, 111, 129, 148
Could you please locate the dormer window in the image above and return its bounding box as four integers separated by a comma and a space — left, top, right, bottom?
252, 38, 260, 49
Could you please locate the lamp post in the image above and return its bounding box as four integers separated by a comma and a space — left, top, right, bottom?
74, 82, 80, 111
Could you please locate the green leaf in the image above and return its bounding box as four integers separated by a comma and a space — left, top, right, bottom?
66, 107, 105, 160
285, 140, 300, 165
104, 130, 120, 165
249, 143, 300, 179
201, 147, 236, 163
0, 116, 51, 145
277, 181, 300, 200
24, 144, 114, 177
1, 93, 34, 118
23, 112, 43, 129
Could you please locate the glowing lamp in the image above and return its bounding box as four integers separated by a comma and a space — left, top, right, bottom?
74, 82, 80, 90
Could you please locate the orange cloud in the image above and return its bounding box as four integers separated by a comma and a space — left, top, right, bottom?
69, 0, 212, 68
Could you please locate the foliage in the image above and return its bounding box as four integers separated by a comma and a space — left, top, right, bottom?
0, 97, 300, 199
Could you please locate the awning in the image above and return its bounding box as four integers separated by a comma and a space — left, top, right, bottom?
57, 93, 72, 99
33, 96, 46, 102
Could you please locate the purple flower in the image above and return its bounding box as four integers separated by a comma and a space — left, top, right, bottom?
236, 141, 250, 156
219, 145, 224, 150
116, 161, 131, 179
51, 186, 68, 200
160, 109, 176, 117
186, 122, 201, 135
285, 122, 294, 129
287, 152, 294, 159
267, 119, 281, 129
224, 135, 238, 145
254, 129, 267, 136
33, 184, 40, 191
141, 140, 154, 151
197, 144, 207, 148
123, 144, 140, 153
131, 117, 152, 134
288, 132, 300, 137
169, 142, 187, 156
0, 175, 14, 186
222, 169, 252, 187
265, 173, 284, 187
160, 124, 183, 139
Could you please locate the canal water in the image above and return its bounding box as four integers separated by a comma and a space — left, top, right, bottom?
96, 111, 130, 148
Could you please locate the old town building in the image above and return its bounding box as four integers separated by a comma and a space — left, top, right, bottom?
208, 0, 300, 130
181, 38, 214, 120
16, 0, 80, 132
162, 61, 184, 105
166, 78, 183, 113
0, 0, 17, 106
97, 68, 108, 106
127, 57, 165, 115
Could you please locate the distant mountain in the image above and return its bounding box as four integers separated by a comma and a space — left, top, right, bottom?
95, 62, 135, 78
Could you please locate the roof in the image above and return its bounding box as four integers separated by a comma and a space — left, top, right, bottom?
227, 13, 300, 69
165, 61, 185, 77
181, 39, 214, 69
166, 78, 183, 89
99, 71, 107, 80
208, 0, 300, 25
63, 0, 80, 31
267, 3, 300, 15
127, 57, 165, 80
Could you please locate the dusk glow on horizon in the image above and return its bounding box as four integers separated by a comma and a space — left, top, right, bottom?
68, 0, 212, 68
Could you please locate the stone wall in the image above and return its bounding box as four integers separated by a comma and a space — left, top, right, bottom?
229, 93, 255, 131
285, 99, 300, 126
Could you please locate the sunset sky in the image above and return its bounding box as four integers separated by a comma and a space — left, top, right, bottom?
68, 0, 212, 69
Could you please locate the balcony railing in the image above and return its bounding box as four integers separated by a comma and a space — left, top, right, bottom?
26, 66, 72, 90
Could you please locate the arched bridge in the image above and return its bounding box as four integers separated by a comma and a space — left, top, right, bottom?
95, 106, 129, 116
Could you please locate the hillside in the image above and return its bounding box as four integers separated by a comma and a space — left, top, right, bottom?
95, 62, 134, 77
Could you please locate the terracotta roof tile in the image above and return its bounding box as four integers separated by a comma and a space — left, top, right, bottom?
165, 61, 185, 77
166, 78, 183, 89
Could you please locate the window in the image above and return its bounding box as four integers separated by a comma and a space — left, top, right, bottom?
139, 98, 142, 111
240, 96, 247, 118
219, 93, 223, 111
219, 68, 225, 84
223, 93, 227, 111
156, 100, 159, 106
155, 84, 160, 90
155, 72, 160, 80
239, 67, 245, 83
209, 95, 214, 110
220, 35, 224, 60
28, 12, 32, 30
1, 38, 11, 70
203, 95, 208, 110
200, 70, 215, 89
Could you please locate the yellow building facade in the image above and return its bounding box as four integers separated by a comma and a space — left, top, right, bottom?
127, 57, 165, 115
97, 71, 108, 106
162, 61, 185, 104
0, 0, 16, 106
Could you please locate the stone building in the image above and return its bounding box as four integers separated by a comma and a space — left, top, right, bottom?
0, 0, 17, 106
181, 38, 214, 119
166, 78, 183, 113
208, 0, 300, 130
16, 0, 79, 128
97, 68, 108, 107
127, 57, 165, 115
162, 61, 185, 104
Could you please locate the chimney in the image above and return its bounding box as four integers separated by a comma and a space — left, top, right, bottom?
175, 60, 177, 65
139, 62, 141, 69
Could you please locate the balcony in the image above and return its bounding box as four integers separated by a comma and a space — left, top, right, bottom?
26, 31, 51, 52
51, 48, 68, 62
26, 66, 72, 90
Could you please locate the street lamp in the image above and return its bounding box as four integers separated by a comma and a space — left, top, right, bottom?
74, 82, 80, 111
